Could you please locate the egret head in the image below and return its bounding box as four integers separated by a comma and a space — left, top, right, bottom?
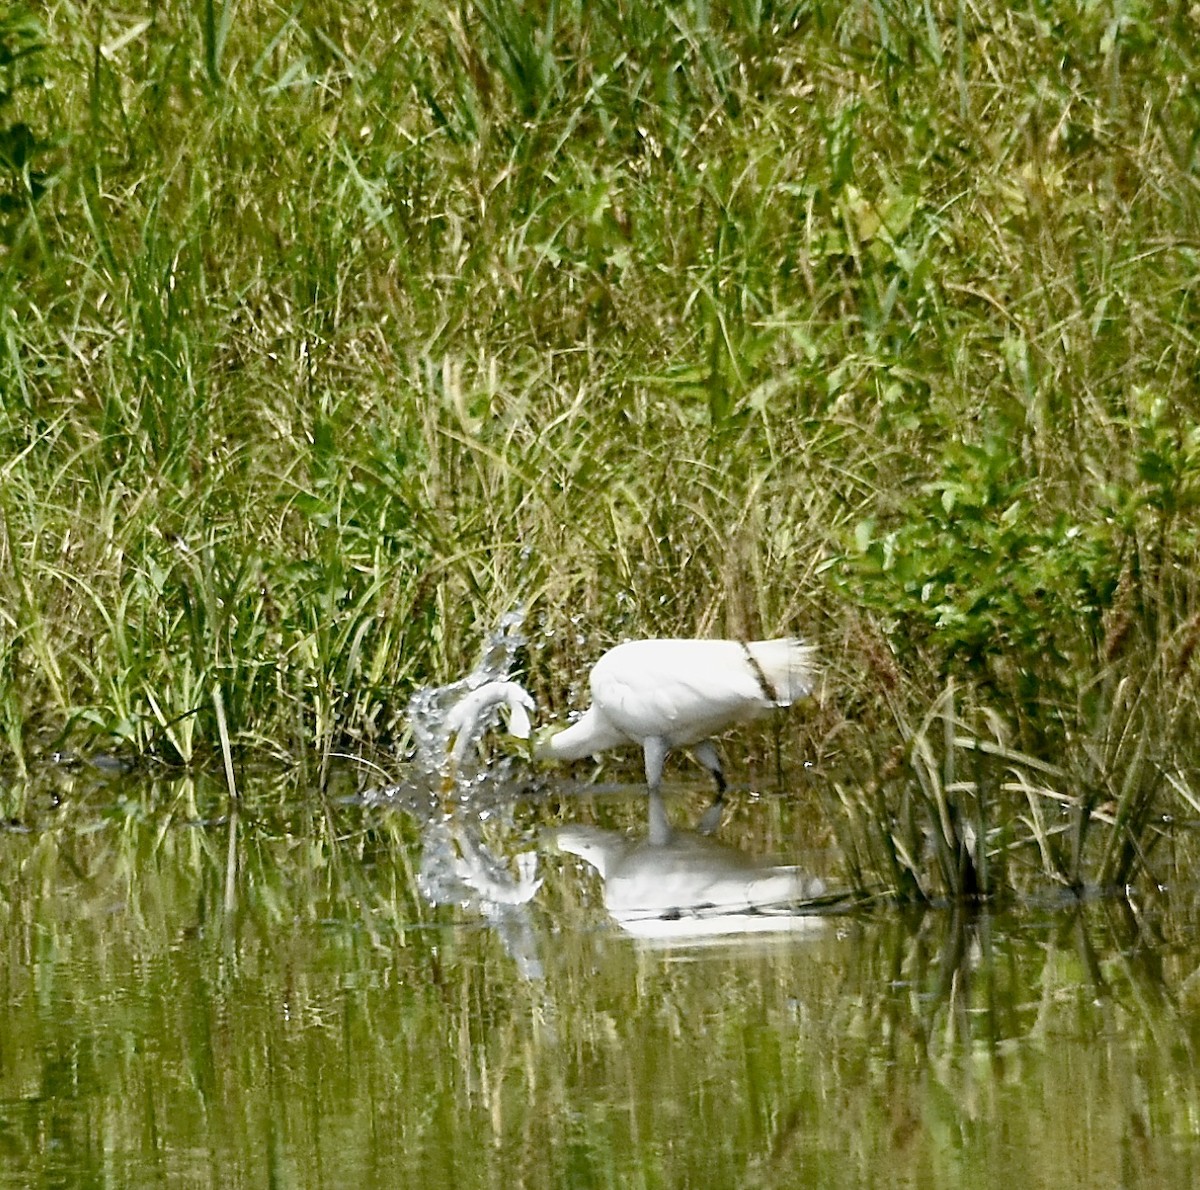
444, 680, 535, 766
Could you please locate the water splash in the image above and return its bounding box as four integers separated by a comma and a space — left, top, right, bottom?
378, 609, 545, 979
406, 607, 532, 786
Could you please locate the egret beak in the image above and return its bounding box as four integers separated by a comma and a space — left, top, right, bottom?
504, 694, 533, 741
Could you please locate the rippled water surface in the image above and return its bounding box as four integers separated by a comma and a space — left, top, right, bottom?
2, 759, 1200, 1189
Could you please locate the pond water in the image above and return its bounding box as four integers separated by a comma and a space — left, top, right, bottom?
2, 761, 1200, 1189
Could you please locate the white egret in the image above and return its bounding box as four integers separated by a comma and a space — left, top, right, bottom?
535, 637, 816, 813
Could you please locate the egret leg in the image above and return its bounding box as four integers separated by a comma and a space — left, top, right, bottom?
642, 736, 669, 793
692, 740, 726, 793
692, 740, 726, 836
643, 737, 673, 845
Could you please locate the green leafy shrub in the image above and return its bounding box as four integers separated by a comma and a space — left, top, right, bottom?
842, 431, 1121, 701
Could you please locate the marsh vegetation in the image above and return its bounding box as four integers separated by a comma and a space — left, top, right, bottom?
3, 0, 1200, 915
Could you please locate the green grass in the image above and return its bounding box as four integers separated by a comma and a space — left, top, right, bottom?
3, 0, 1200, 896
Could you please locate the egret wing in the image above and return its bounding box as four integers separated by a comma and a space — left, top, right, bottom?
591, 640, 772, 745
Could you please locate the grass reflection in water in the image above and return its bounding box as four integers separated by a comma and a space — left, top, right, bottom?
0, 766, 1198, 1188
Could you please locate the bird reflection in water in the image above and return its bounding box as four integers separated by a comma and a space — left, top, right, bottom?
554, 790, 835, 942
416, 804, 545, 981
